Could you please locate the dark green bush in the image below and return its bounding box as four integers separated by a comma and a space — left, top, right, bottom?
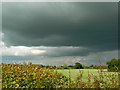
106, 58, 120, 72
74, 62, 84, 69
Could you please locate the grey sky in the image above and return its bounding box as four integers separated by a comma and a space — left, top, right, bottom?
2, 0, 119, 2
1, 2, 118, 65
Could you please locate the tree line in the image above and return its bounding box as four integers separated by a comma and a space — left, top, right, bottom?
4, 58, 119, 72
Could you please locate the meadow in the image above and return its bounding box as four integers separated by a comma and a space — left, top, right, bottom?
2, 64, 120, 88
57, 69, 119, 83
57, 69, 107, 81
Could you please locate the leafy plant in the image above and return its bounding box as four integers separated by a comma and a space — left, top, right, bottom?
2, 64, 69, 88
106, 58, 120, 72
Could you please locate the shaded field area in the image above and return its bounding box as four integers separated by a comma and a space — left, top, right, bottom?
2, 64, 120, 88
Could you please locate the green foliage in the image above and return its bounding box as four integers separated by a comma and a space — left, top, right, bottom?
2, 64, 69, 88
68, 65, 74, 69
63, 64, 69, 69
22, 61, 27, 65
57, 69, 119, 88
90, 64, 94, 67
28, 61, 32, 65
74, 62, 83, 69
2, 64, 119, 88
87, 65, 107, 69
106, 58, 120, 72
2, 58, 119, 89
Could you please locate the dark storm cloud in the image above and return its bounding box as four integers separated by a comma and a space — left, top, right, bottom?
35, 46, 91, 57
2, 2, 118, 51
2, 50, 118, 65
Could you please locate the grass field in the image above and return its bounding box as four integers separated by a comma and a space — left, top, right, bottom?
57, 69, 118, 82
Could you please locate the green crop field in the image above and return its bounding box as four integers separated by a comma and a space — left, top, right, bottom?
57, 69, 118, 82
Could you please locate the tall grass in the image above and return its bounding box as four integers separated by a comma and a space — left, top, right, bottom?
66, 65, 119, 88
57, 65, 119, 88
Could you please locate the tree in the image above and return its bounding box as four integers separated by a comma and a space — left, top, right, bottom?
28, 61, 32, 65
22, 61, 27, 65
74, 62, 83, 69
106, 58, 120, 72
90, 64, 94, 67
68, 65, 74, 69
63, 64, 68, 69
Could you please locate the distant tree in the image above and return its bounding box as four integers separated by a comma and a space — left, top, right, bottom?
46, 65, 50, 68
41, 64, 45, 67
82, 65, 89, 69
63, 64, 69, 69
74, 62, 83, 69
28, 61, 32, 65
22, 61, 27, 65
68, 65, 74, 69
106, 58, 120, 72
90, 64, 94, 67
89, 64, 94, 69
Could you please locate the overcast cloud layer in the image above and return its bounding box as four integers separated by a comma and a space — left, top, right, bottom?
2, 0, 119, 2
1, 2, 118, 65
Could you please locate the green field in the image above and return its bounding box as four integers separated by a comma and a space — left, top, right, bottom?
57, 69, 118, 82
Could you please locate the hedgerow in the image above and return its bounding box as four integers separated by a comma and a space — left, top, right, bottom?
2, 64, 69, 88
